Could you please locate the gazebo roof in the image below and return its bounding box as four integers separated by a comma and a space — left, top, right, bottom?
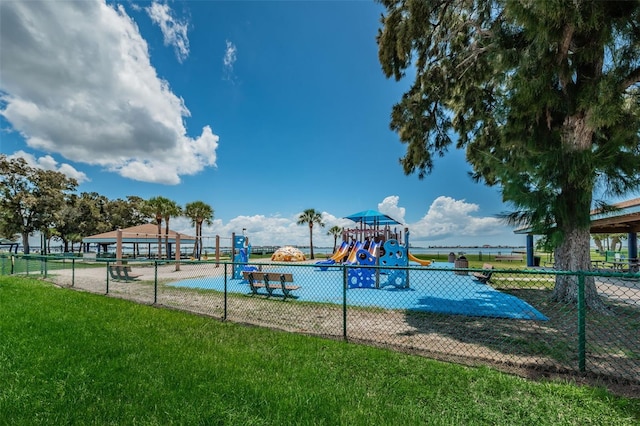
82, 224, 196, 244
589, 198, 640, 233
515, 198, 640, 234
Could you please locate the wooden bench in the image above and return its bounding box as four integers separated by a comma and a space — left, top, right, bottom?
494, 254, 523, 262
121, 266, 142, 281
242, 271, 300, 300
108, 265, 142, 281
472, 263, 494, 284
108, 265, 121, 281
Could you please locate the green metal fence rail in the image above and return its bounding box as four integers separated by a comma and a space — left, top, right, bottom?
2, 253, 639, 387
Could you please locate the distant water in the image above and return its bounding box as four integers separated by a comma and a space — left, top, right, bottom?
180, 246, 526, 256
311, 246, 526, 256
408, 247, 525, 255
39, 244, 525, 257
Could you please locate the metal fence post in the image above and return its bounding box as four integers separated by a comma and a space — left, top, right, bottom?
71, 258, 75, 287
342, 265, 348, 341
577, 272, 586, 372
223, 263, 228, 321
154, 261, 158, 304
106, 261, 110, 294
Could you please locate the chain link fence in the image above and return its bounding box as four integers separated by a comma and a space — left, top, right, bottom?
3, 254, 639, 388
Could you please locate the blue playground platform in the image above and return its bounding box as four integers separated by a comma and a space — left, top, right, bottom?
170, 262, 548, 321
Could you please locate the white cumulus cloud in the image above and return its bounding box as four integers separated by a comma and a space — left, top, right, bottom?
168, 196, 516, 248
0, 0, 218, 185
410, 196, 505, 242
8, 151, 89, 184
378, 195, 406, 224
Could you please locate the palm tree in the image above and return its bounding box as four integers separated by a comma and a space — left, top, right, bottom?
327, 226, 343, 253
185, 201, 214, 259
145, 196, 172, 259
162, 200, 183, 259
297, 208, 325, 259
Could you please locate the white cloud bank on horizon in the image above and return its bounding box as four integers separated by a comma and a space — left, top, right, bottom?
26, 195, 520, 249
0, 0, 217, 185
166, 195, 520, 248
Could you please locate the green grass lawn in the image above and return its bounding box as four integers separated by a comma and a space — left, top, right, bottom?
1, 276, 638, 425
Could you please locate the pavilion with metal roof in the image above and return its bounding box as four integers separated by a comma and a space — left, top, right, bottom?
82, 223, 196, 260
0, 238, 20, 253
516, 198, 640, 266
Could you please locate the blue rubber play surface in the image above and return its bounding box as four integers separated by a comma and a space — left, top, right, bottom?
171, 263, 548, 321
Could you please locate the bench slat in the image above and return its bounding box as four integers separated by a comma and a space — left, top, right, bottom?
472, 263, 494, 283
494, 255, 523, 261
242, 271, 300, 299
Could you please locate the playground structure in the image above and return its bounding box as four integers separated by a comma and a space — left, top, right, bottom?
408, 252, 432, 266
317, 210, 431, 289
232, 234, 255, 279
270, 246, 306, 262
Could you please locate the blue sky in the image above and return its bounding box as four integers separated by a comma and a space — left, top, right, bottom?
0, 0, 525, 248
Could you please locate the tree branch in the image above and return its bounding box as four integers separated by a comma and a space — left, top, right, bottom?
556, 23, 574, 94
621, 66, 640, 90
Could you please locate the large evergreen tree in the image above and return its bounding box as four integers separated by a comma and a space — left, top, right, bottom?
377, 0, 640, 308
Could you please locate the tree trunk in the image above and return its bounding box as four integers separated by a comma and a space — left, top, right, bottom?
21, 232, 30, 254
197, 221, 202, 258
165, 219, 170, 260
192, 223, 200, 259
156, 222, 162, 260
552, 226, 606, 311
549, 112, 607, 311
309, 224, 315, 260
611, 236, 621, 251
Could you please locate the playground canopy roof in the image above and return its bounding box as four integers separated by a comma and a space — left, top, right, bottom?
345, 210, 403, 226
82, 224, 196, 245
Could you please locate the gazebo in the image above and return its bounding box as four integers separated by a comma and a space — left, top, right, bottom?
517, 198, 640, 267
82, 224, 196, 261
0, 238, 19, 253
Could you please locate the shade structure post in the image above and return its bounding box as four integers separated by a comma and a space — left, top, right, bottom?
174, 233, 181, 271
116, 229, 123, 266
